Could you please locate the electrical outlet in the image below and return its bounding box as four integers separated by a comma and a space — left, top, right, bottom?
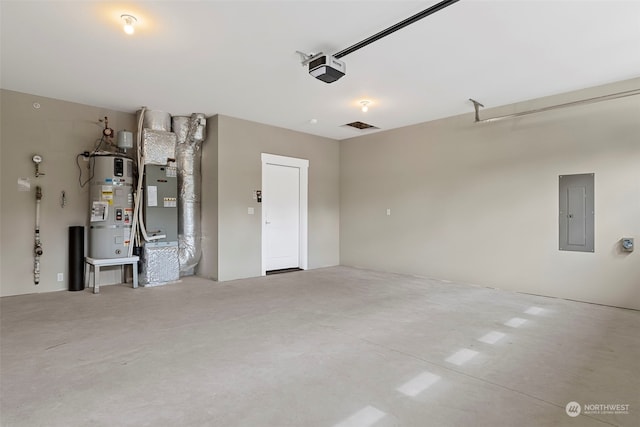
57, 273, 64, 282
386, 208, 391, 216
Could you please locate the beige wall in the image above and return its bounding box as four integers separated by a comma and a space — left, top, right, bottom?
0, 92, 339, 294
3, 79, 638, 309
210, 115, 340, 281
340, 79, 640, 310
0, 90, 136, 296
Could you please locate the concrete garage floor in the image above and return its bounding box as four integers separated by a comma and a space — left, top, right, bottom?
1, 267, 638, 427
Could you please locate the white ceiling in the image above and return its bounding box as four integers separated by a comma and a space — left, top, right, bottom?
2, 0, 639, 140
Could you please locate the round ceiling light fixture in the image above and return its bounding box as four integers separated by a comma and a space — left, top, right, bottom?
360, 100, 371, 112
121, 14, 137, 35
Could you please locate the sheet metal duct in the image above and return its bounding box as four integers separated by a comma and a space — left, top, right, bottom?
138, 110, 172, 132
172, 114, 206, 276
140, 243, 180, 285
142, 129, 176, 165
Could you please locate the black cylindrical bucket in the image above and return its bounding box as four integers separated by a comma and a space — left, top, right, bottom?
69, 226, 85, 291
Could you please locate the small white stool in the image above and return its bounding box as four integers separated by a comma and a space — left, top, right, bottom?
84, 256, 139, 294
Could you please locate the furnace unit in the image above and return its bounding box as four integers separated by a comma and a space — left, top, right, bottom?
143, 164, 178, 244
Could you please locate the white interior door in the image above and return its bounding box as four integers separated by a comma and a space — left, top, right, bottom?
264, 163, 300, 270
261, 153, 309, 275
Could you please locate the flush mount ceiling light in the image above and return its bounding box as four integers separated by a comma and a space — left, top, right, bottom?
360, 100, 371, 112
121, 14, 137, 35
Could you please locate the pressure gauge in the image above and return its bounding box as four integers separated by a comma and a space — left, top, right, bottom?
32, 155, 42, 164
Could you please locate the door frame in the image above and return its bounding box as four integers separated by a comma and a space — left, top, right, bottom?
261, 153, 309, 276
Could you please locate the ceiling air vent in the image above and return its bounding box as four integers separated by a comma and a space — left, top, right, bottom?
343, 121, 379, 130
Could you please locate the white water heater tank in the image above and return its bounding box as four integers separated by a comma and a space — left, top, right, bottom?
88, 154, 134, 258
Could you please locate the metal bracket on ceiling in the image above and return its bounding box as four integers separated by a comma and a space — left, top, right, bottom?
296, 51, 324, 67
469, 98, 484, 123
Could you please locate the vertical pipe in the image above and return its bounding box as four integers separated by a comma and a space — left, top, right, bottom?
34, 186, 43, 285
128, 107, 146, 257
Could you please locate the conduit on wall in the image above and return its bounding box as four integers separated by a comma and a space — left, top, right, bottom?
127, 108, 146, 258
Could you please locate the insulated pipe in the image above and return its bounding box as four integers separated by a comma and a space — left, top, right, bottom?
333, 0, 460, 59
34, 186, 43, 285
173, 114, 206, 276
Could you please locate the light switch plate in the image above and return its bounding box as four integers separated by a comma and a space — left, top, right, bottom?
248, 207, 255, 215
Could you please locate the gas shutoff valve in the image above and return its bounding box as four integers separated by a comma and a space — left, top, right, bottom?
621, 238, 634, 252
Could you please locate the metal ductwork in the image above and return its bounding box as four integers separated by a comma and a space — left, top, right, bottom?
172, 114, 207, 276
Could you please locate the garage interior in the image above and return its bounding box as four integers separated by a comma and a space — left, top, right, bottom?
1, 1, 639, 426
